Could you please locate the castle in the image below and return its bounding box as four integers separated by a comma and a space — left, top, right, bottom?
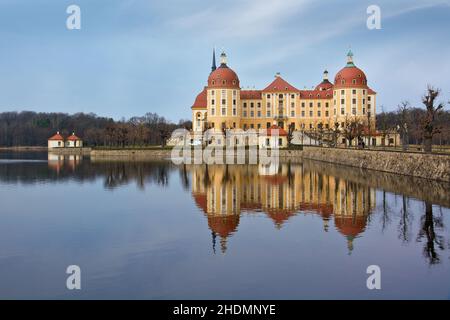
191, 49, 377, 139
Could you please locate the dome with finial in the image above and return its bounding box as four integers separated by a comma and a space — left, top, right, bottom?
207, 51, 240, 89
334, 50, 368, 89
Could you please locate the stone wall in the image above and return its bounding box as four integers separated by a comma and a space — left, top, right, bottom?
297, 147, 450, 182
91, 149, 172, 160
88, 147, 450, 182
49, 147, 91, 155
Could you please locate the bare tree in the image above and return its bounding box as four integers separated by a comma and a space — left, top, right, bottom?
421, 86, 444, 153
397, 101, 410, 151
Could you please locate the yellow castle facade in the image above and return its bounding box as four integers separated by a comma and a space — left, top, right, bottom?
191, 50, 376, 136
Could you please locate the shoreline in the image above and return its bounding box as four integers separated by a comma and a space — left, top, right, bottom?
3, 146, 449, 182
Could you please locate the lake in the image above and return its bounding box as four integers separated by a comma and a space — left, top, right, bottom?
0, 151, 449, 299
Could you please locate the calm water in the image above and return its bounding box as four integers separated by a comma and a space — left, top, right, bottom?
0, 151, 449, 299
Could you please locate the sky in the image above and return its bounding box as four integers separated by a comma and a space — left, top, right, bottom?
0, 0, 449, 122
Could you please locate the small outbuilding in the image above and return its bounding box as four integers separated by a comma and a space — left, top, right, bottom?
66, 132, 83, 148
48, 132, 65, 148
258, 125, 288, 149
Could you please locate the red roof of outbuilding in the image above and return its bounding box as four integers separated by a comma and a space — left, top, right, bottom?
67, 134, 81, 141
261, 125, 288, 136
48, 133, 64, 141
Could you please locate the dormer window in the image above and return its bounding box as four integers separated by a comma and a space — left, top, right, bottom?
222, 80, 226, 85
341, 80, 345, 85
352, 79, 356, 84
212, 80, 215, 85
232, 80, 236, 85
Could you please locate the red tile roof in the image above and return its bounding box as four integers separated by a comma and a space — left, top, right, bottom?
240, 90, 262, 100
261, 125, 288, 136
192, 87, 207, 109
67, 133, 81, 141
299, 89, 333, 99
334, 66, 368, 89
263, 76, 299, 93
48, 133, 64, 141
208, 65, 240, 89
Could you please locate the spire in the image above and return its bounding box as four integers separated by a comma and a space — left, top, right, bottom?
211, 48, 217, 73
346, 49, 355, 67
323, 70, 329, 81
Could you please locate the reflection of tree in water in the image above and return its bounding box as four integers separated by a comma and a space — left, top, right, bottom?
417, 202, 445, 265
398, 195, 413, 243
102, 162, 172, 190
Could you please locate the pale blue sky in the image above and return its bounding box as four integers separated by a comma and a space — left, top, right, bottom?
0, 0, 449, 121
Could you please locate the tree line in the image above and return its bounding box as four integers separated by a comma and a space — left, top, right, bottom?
0, 111, 191, 147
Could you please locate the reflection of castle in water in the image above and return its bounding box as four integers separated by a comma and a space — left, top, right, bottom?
189, 163, 376, 253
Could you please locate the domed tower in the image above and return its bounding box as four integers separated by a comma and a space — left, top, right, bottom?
333, 50, 375, 128
206, 51, 241, 131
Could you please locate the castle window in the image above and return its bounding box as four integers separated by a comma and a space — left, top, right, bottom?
352, 98, 356, 104
222, 80, 226, 85
325, 111, 329, 117
309, 110, 313, 117
243, 102, 247, 108
233, 99, 236, 105
309, 102, 313, 108
211, 99, 215, 105
341, 99, 345, 105
318, 111, 321, 117
267, 94, 271, 98
341, 108, 345, 115
267, 110, 271, 117
352, 108, 356, 115
341, 90, 345, 95
301, 111, 305, 117
267, 122, 271, 128
222, 99, 226, 105
325, 102, 329, 108
211, 108, 215, 116
233, 90, 236, 96
233, 108, 237, 116
243, 111, 247, 117
267, 102, 271, 108
291, 102, 295, 108
291, 110, 295, 117
341, 80, 345, 85
257, 102, 261, 108
362, 108, 366, 115
352, 89, 356, 94
368, 96, 371, 101
258, 123, 261, 129
250, 111, 254, 117
318, 102, 321, 108
362, 99, 365, 104
257, 111, 261, 117
232, 80, 236, 85
291, 94, 295, 99
251, 102, 254, 108
352, 79, 356, 84
317, 94, 320, 98
301, 102, 305, 108
212, 80, 215, 85
222, 108, 226, 116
